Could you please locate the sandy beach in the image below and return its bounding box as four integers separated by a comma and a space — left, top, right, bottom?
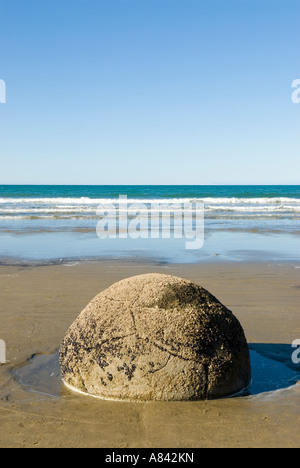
0, 259, 299, 448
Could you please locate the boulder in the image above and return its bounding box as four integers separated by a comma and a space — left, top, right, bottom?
59, 273, 251, 400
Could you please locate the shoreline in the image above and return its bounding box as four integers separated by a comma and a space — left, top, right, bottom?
0, 258, 300, 447
1, 255, 300, 268
0, 228, 300, 267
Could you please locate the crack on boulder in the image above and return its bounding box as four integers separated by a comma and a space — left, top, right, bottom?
204, 364, 209, 400
152, 342, 194, 362
148, 355, 171, 374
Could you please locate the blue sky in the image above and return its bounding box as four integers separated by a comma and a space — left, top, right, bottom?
0, 0, 299, 185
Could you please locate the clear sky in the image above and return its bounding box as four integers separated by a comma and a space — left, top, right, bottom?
0, 0, 299, 185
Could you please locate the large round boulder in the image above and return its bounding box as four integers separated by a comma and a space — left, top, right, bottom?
59, 273, 251, 401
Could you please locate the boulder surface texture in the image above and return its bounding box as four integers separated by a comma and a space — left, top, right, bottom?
59, 273, 251, 401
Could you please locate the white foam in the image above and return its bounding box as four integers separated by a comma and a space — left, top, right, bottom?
0, 197, 299, 222
0, 196, 300, 205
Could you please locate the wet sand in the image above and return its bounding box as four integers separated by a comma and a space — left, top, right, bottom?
0, 260, 300, 448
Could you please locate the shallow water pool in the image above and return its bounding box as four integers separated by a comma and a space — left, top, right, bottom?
14, 345, 300, 400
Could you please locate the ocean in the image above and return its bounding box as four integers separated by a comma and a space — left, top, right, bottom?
0, 185, 299, 264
